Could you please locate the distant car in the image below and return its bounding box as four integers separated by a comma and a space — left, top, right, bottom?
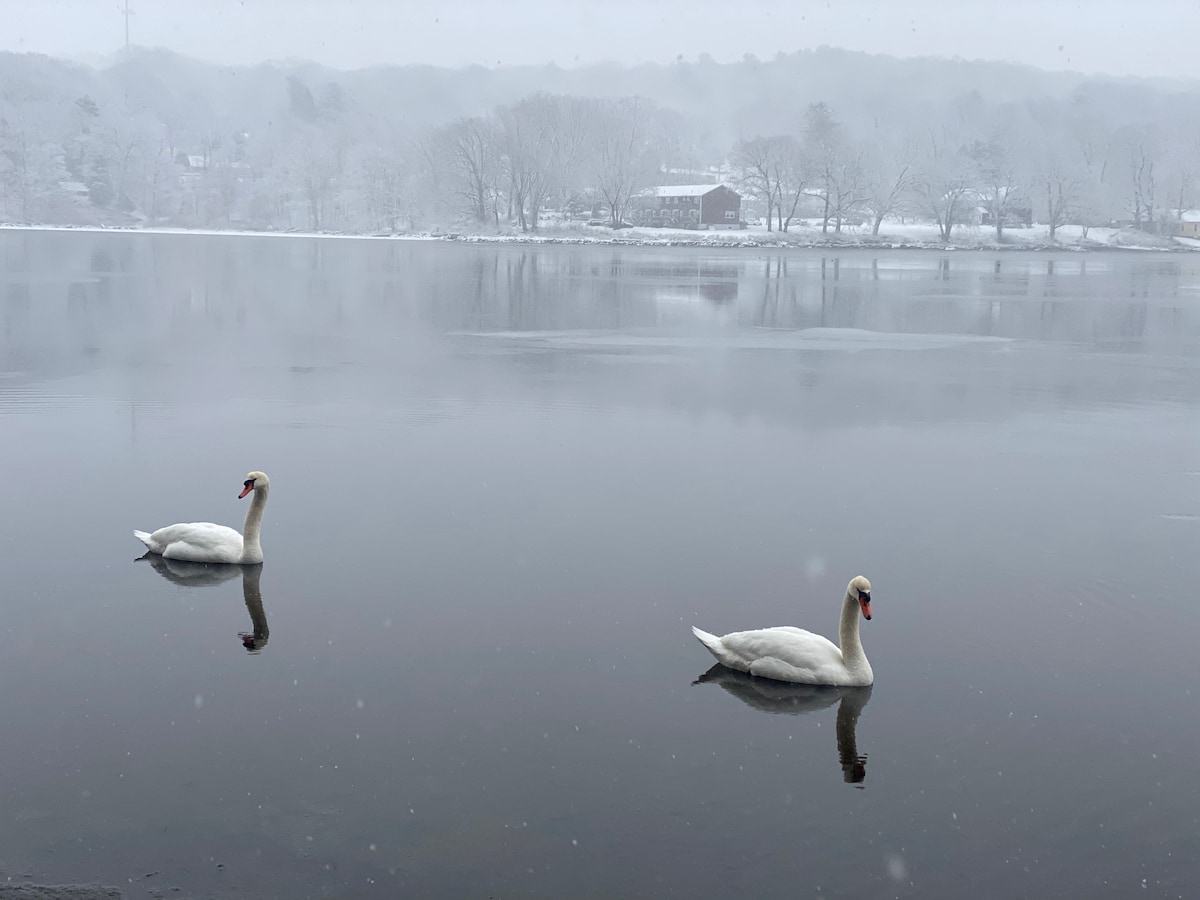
586, 219, 606, 226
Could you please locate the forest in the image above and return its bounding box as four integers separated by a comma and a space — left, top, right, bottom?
2, 45, 1198, 240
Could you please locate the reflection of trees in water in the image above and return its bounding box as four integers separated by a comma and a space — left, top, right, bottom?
742, 253, 1198, 343
4, 233, 1200, 382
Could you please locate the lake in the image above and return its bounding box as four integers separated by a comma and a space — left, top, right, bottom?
1, 231, 1198, 899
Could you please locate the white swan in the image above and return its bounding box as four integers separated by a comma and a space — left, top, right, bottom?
691, 575, 874, 686
133, 471, 270, 564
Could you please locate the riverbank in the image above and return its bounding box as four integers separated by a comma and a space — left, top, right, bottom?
3, 220, 1197, 252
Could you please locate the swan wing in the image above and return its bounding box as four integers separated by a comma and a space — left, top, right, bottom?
143, 522, 244, 563
716, 627, 849, 685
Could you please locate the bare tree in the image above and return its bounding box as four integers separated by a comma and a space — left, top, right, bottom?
1159, 125, 1200, 234
729, 135, 780, 230
590, 97, 662, 228
1026, 113, 1082, 241
803, 103, 866, 233
1040, 156, 1080, 241
861, 137, 917, 234
969, 135, 1022, 240
421, 117, 499, 225
284, 128, 345, 231
773, 136, 811, 232
0, 119, 31, 221
1068, 114, 1115, 239
498, 94, 590, 231
361, 151, 410, 232
1112, 126, 1158, 231
913, 128, 978, 242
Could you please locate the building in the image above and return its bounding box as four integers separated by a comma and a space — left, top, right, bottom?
629, 184, 742, 229
1173, 210, 1200, 237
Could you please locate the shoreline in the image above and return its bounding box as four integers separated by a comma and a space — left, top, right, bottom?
1, 222, 1194, 253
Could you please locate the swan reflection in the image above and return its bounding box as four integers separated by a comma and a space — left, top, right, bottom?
137, 555, 270, 653
693, 664, 872, 785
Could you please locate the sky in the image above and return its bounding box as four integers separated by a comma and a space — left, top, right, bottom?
4, 0, 1199, 80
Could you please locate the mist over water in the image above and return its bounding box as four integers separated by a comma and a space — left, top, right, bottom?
1, 231, 1198, 898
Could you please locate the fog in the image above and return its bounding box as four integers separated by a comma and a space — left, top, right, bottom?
3, 5, 1200, 244
4, 6, 1200, 896
8, 0, 1200, 79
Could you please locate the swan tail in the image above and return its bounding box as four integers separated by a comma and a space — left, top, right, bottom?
133, 530, 154, 549
691, 626, 725, 660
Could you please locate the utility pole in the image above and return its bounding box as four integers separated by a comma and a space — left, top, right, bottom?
123, 0, 135, 53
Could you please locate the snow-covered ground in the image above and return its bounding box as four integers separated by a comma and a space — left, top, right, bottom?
2, 219, 1195, 252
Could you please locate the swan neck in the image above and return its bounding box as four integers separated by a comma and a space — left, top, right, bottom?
838, 590, 865, 662
241, 483, 268, 562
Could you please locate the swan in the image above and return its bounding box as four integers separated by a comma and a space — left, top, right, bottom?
691, 575, 874, 686
133, 471, 270, 565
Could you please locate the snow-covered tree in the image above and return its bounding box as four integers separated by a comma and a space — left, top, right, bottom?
913, 128, 978, 242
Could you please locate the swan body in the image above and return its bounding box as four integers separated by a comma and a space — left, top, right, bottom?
134, 471, 270, 565
692, 576, 874, 687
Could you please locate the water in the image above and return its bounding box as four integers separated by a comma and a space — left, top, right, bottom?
1, 231, 1198, 898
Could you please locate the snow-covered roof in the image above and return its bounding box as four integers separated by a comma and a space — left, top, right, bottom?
58, 181, 89, 194
1179, 210, 1200, 223
650, 184, 728, 197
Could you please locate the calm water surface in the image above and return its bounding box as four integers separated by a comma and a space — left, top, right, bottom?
1, 232, 1198, 898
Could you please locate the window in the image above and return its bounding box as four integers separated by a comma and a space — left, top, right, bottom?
724, 210, 736, 220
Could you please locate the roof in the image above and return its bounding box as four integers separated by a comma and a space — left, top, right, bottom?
650, 184, 729, 197
1179, 209, 1200, 223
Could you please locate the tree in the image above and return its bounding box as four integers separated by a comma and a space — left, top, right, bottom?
1159, 123, 1200, 233
497, 94, 589, 231
803, 103, 866, 233
861, 136, 917, 234
772, 135, 811, 232
0, 119, 32, 221
421, 117, 499, 225
729, 135, 780, 230
969, 135, 1022, 240
1025, 110, 1083, 241
1067, 113, 1116, 238
729, 134, 811, 232
1113, 126, 1157, 231
590, 97, 662, 228
913, 128, 978, 242
361, 149, 411, 232
284, 128, 344, 230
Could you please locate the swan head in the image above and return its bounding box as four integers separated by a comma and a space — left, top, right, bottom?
238, 471, 270, 499
848, 575, 872, 620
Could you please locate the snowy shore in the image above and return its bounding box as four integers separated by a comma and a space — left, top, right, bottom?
3, 220, 1197, 252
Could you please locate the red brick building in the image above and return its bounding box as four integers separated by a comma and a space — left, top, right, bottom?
630, 184, 743, 229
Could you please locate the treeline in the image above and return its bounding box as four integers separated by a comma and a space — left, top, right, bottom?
1, 48, 1198, 239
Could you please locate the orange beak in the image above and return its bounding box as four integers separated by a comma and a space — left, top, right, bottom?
859, 597, 872, 620
238, 483, 254, 499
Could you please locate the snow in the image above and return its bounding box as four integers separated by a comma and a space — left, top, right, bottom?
644, 184, 729, 197
2, 218, 1196, 253
455, 327, 1012, 353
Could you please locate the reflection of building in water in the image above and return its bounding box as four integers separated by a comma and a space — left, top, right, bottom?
650, 261, 740, 306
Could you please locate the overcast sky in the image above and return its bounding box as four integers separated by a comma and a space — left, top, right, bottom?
5, 0, 1198, 80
